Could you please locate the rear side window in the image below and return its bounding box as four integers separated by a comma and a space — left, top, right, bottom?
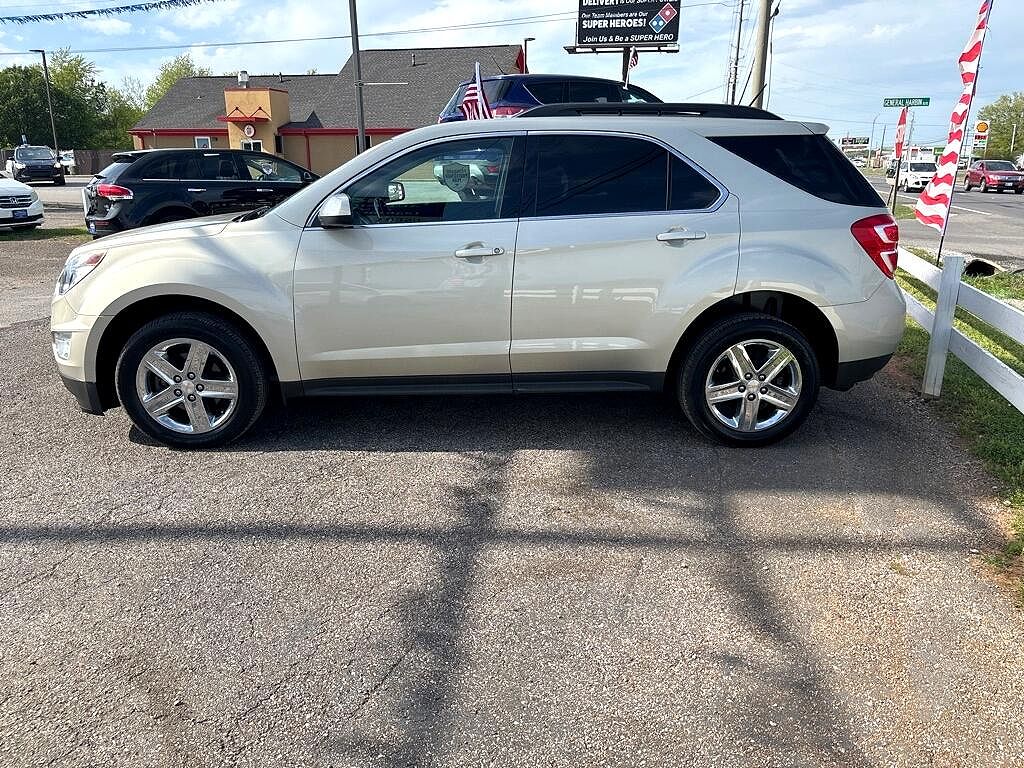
194, 153, 241, 180
134, 153, 194, 180
670, 156, 721, 210
710, 134, 883, 207
96, 160, 134, 179
532, 135, 665, 216
526, 81, 565, 104
568, 80, 621, 103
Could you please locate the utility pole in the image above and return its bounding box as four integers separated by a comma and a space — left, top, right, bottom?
749, 0, 772, 108
878, 124, 887, 169
347, 0, 367, 154
29, 49, 59, 155
727, 0, 745, 105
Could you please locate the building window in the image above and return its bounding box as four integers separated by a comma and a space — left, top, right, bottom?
194, 136, 212, 149
241, 139, 263, 153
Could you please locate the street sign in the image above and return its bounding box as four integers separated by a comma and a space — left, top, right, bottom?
576, 0, 681, 48
883, 97, 931, 108
840, 136, 870, 147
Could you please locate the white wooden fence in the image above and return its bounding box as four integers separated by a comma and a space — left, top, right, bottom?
899, 246, 1024, 414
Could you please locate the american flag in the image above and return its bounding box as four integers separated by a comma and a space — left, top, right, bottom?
915, 0, 994, 232
628, 47, 639, 70
460, 61, 493, 120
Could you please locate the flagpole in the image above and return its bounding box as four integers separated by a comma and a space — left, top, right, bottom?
935, 14, 990, 267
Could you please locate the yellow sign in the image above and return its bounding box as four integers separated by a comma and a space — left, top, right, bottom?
975, 120, 990, 133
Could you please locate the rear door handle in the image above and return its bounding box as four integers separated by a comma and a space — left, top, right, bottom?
256, 188, 273, 192
454, 245, 504, 259
657, 228, 707, 243
187, 188, 206, 193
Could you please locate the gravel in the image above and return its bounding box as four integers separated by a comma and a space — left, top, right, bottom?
1, 236, 1023, 767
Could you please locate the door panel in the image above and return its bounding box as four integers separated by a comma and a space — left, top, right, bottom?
293, 135, 524, 385
511, 198, 740, 379
294, 222, 517, 382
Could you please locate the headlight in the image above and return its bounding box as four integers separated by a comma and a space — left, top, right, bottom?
14, 161, 25, 169
53, 162, 62, 169
55, 250, 105, 296
30, 190, 39, 202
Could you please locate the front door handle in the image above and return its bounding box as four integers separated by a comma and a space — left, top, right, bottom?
187, 188, 206, 193
657, 228, 707, 243
454, 245, 504, 259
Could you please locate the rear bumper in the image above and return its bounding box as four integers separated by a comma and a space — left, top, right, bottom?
831, 354, 893, 391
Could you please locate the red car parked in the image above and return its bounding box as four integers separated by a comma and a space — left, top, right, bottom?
964, 159, 1024, 193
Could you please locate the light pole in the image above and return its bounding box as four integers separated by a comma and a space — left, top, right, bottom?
347, 0, 367, 155
868, 114, 879, 159
29, 48, 59, 155
522, 37, 535, 74
1011, 111, 1023, 156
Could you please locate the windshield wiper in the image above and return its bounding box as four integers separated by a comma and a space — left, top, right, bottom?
234, 206, 270, 222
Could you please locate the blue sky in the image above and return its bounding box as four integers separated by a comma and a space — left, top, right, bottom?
1, 0, 1023, 146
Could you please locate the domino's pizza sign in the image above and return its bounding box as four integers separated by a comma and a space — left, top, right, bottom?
577, 0, 681, 47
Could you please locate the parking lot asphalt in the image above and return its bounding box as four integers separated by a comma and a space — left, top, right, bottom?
2, 237, 1024, 767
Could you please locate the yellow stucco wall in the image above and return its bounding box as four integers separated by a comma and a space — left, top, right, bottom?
306, 135, 358, 176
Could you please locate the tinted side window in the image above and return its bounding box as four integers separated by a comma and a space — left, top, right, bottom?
568, 80, 621, 103
526, 81, 565, 104
134, 153, 193, 180
195, 153, 241, 180
241, 153, 302, 182
710, 134, 883, 207
670, 156, 721, 210
97, 161, 135, 180
532, 135, 667, 217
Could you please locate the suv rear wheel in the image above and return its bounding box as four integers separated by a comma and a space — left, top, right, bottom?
677, 314, 820, 446
115, 312, 267, 448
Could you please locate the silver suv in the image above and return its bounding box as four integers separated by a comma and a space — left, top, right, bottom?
51, 104, 905, 448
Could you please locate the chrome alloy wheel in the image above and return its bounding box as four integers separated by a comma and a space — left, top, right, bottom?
704, 339, 803, 433
134, 337, 239, 434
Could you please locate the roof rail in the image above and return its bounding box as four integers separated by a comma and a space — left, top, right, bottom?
517, 102, 782, 120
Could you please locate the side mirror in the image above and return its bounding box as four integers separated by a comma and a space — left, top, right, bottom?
318, 192, 353, 228
387, 181, 405, 203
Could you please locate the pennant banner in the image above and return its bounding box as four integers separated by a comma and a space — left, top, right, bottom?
1, 0, 226, 25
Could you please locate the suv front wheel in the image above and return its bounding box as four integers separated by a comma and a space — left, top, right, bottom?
115, 312, 267, 448
677, 314, 820, 446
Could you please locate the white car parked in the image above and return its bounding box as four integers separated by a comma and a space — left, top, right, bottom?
0, 174, 44, 231
886, 160, 938, 192
51, 104, 906, 448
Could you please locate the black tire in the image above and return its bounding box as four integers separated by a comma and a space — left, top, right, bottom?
115, 312, 267, 448
1016, 189, 1023, 195
964, 180, 972, 192
981, 180, 989, 193
677, 313, 820, 447
149, 210, 192, 226
54, 177, 65, 186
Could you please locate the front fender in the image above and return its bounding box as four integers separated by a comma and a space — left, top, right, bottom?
66, 217, 302, 382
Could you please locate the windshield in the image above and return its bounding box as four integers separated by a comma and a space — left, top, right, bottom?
910, 163, 936, 172
986, 161, 1015, 171
16, 146, 55, 161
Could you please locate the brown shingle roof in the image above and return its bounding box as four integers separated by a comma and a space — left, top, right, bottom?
132, 44, 522, 132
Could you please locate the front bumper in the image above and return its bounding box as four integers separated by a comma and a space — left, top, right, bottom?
14, 166, 64, 182
51, 295, 111, 414
0, 199, 45, 228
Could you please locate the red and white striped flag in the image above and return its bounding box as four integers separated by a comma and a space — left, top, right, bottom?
459, 61, 493, 120
915, 0, 994, 232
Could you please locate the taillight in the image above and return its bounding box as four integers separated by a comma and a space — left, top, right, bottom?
492, 106, 527, 117
96, 183, 133, 201
851, 213, 899, 279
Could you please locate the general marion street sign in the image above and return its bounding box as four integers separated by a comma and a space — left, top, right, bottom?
883, 97, 931, 108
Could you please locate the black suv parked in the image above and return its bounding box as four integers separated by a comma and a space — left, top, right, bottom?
438, 74, 662, 122
84, 148, 318, 237
5, 145, 65, 184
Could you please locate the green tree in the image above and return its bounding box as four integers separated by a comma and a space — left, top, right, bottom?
0, 64, 100, 149
145, 53, 212, 109
976, 92, 1024, 161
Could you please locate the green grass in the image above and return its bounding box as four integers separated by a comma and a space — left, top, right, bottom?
894, 203, 916, 219
894, 261, 1024, 578
0, 226, 89, 242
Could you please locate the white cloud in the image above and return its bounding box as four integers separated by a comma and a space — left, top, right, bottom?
80, 17, 132, 36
